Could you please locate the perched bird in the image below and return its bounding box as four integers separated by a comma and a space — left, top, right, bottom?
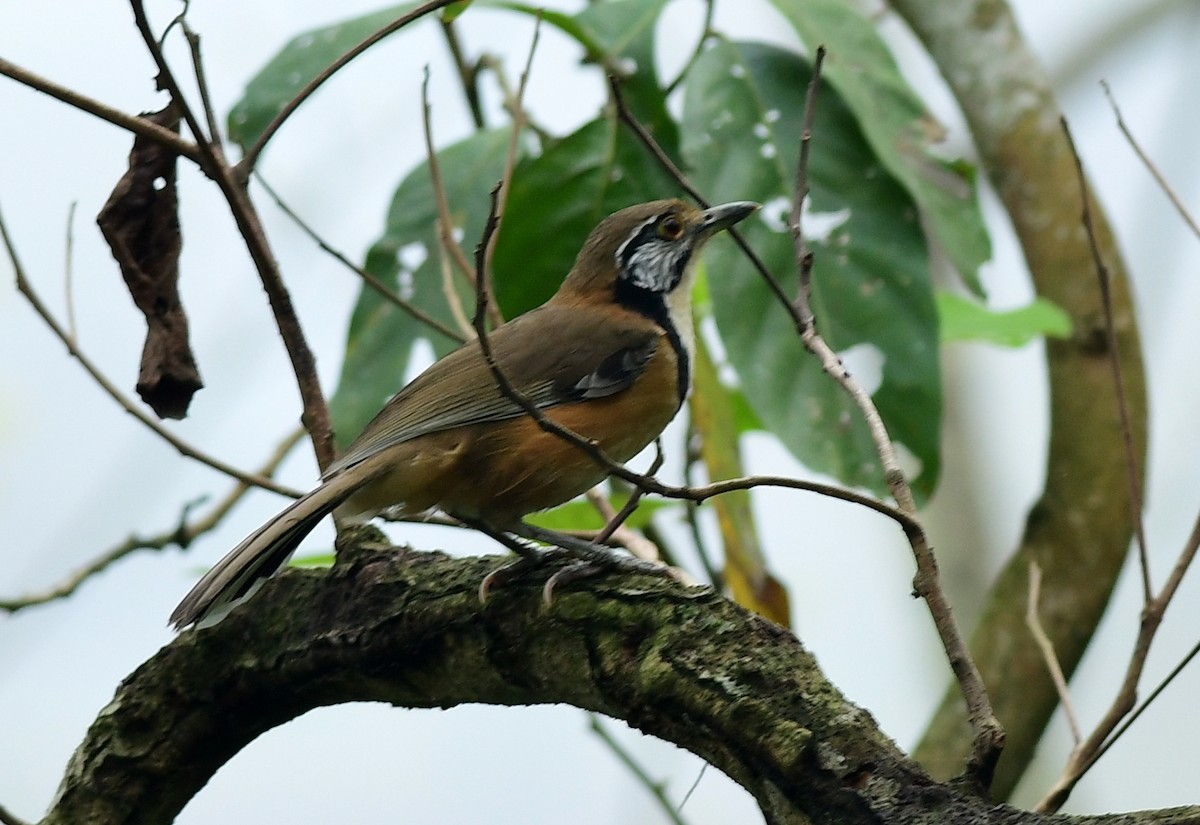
170, 198, 758, 628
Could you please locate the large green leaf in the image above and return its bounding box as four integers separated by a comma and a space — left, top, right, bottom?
227, 3, 423, 150
492, 115, 682, 315
683, 41, 941, 497
767, 0, 990, 293
329, 128, 511, 447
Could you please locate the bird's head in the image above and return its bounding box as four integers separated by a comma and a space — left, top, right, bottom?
557, 199, 759, 305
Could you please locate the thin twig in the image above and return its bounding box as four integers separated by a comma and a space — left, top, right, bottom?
798, 48, 1001, 781
0, 803, 31, 825
181, 18, 224, 150
1102, 81, 1200, 241
615, 48, 1003, 779
1038, 502, 1200, 811
682, 425, 724, 588
587, 714, 692, 825
1061, 117, 1151, 603
478, 54, 554, 144
664, 0, 715, 94
594, 439, 663, 545
1036, 122, 1200, 813
238, 0, 461, 176
129, 0, 336, 469
63, 201, 78, 344
586, 489, 660, 562
421, 68, 490, 324
0, 427, 304, 613
440, 16, 486, 130
1088, 636, 1200, 771
1026, 562, 1081, 743
482, 14, 541, 320
129, 0, 220, 172
254, 173, 463, 343
0, 57, 201, 162
0, 204, 302, 498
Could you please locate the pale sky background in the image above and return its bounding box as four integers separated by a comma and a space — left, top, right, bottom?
2, 0, 1200, 822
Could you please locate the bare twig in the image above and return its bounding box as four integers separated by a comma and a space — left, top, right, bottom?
237, 0, 462, 176
587, 714, 693, 825
130, 0, 335, 469
0, 802, 31, 825
0, 57, 201, 162
420, 68, 491, 332
1026, 562, 1081, 743
664, 0, 715, 94
440, 16, 486, 130
594, 439, 663, 546
614, 47, 1002, 780
1089, 636, 1200, 771
478, 54, 553, 144
1102, 81, 1200, 241
1035, 122, 1200, 813
1037, 496, 1200, 811
254, 173, 464, 343
63, 201, 78, 343
181, 18, 224, 150
0, 204, 301, 498
0, 428, 304, 614
1062, 118, 1151, 603
586, 490, 659, 562
483, 14, 541, 317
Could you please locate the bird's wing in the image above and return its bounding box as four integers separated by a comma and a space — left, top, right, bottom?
324, 304, 659, 477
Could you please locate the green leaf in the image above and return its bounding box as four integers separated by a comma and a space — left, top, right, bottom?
493, 0, 680, 159
683, 41, 941, 497
441, 0, 473, 22
526, 493, 672, 532
329, 128, 511, 447
937, 293, 1072, 346
227, 3, 424, 150
766, 0, 990, 293
492, 115, 682, 315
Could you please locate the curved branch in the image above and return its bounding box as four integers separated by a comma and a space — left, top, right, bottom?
890, 0, 1148, 799
45, 530, 1195, 825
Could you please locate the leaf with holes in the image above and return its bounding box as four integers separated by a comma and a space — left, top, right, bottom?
767, 0, 990, 293
683, 41, 941, 498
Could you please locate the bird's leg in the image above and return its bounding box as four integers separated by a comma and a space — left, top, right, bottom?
456, 516, 568, 602
461, 517, 678, 604
510, 522, 679, 603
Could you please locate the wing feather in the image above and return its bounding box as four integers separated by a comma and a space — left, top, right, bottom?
324, 305, 659, 478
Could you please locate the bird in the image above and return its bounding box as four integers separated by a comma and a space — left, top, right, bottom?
170, 198, 759, 629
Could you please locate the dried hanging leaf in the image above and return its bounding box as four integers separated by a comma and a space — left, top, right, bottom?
97, 101, 202, 419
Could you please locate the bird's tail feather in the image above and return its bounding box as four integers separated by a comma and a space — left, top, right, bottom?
170, 474, 362, 629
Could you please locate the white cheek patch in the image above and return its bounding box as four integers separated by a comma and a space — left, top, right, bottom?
626, 242, 684, 292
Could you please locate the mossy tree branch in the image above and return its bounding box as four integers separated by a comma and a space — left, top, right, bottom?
45, 530, 1196, 825
890, 0, 1148, 798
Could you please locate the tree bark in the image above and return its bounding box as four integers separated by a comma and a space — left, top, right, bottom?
43, 529, 1190, 825
890, 0, 1148, 798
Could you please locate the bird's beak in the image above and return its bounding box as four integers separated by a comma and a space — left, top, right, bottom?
698, 201, 760, 236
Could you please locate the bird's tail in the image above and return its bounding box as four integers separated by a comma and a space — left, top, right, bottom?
170, 471, 365, 629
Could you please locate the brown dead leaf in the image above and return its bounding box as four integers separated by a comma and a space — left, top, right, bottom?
97, 101, 202, 419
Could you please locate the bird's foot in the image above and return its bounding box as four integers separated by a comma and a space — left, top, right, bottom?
511, 521, 682, 603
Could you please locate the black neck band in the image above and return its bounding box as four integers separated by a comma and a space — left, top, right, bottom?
614, 280, 689, 406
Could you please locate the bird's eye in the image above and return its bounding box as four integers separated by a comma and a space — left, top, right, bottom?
657, 215, 684, 240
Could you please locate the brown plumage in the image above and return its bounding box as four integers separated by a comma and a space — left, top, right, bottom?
171, 198, 758, 628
